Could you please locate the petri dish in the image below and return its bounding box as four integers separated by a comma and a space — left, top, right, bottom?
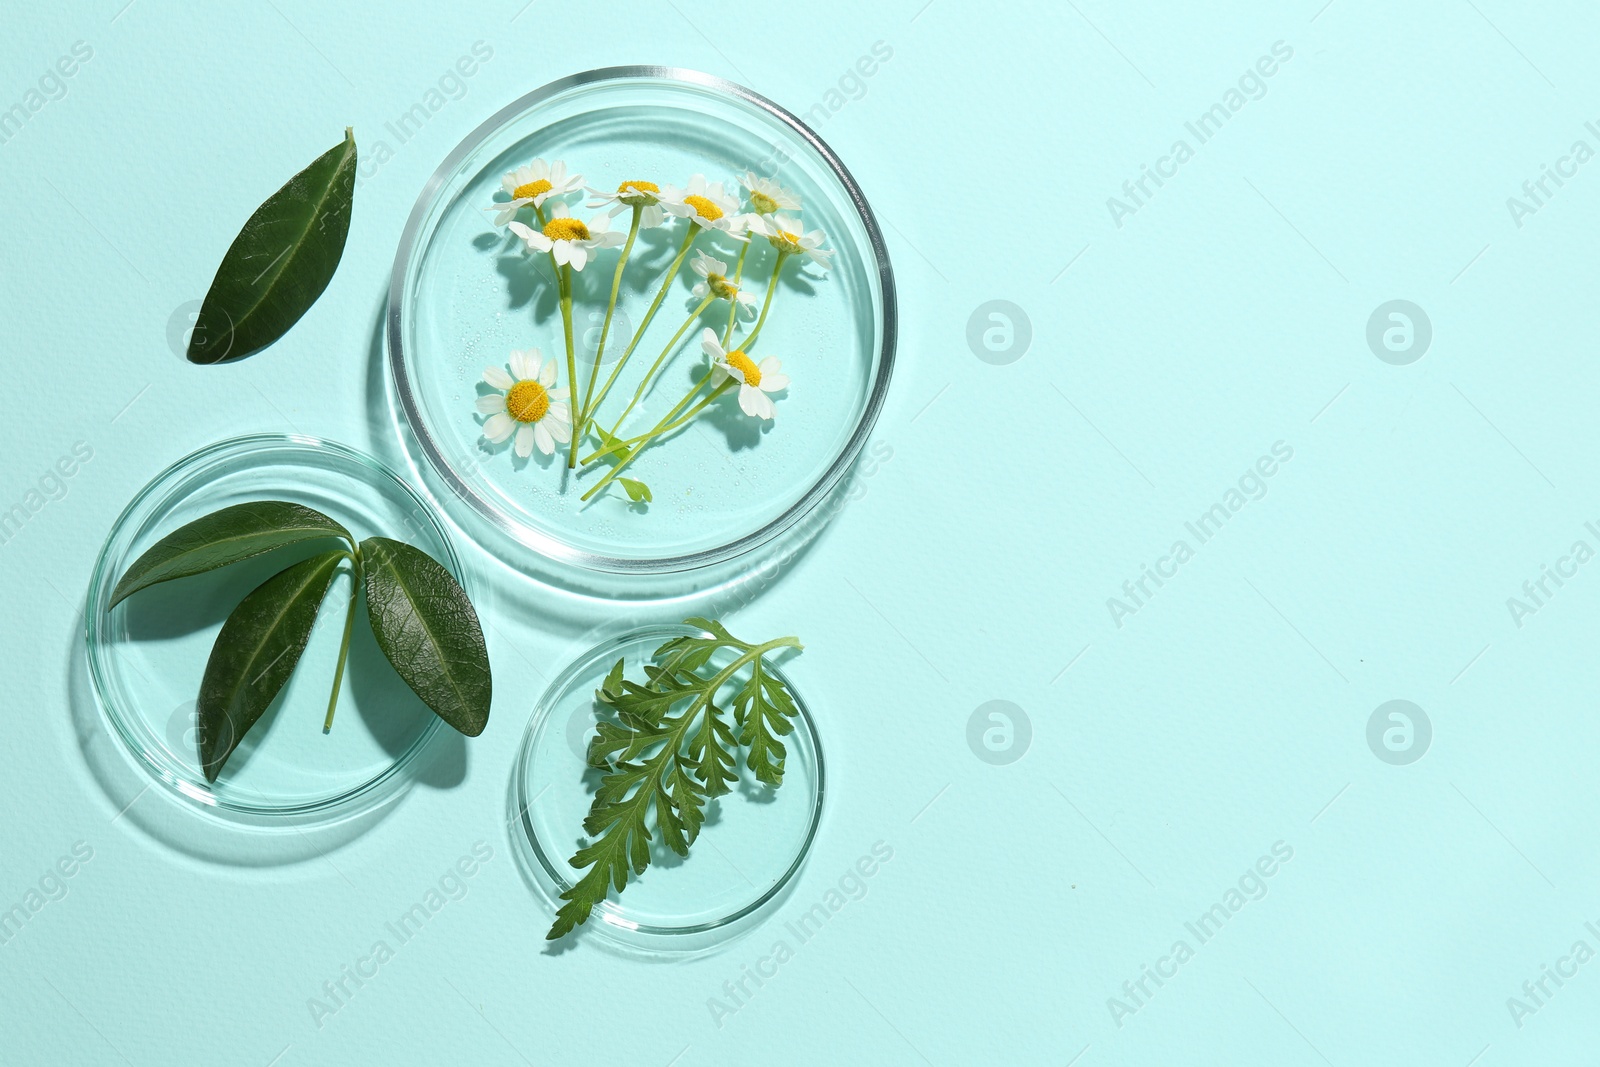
512, 623, 824, 953
388, 66, 896, 578
86, 434, 457, 820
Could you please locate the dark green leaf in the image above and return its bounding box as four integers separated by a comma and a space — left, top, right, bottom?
110, 500, 350, 608
197, 550, 345, 781
188, 128, 357, 364
359, 537, 491, 736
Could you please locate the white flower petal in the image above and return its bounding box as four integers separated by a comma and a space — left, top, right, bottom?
760, 373, 790, 392
508, 349, 532, 379
484, 366, 514, 390
513, 424, 535, 458
539, 358, 557, 388
700, 328, 724, 359
642, 204, 665, 228
483, 412, 515, 443
475, 394, 507, 414
738, 385, 764, 418
532, 423, 553, 455
546, 417, 572, 444
567, 244, 588, 271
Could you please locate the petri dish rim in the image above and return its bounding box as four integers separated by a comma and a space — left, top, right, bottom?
513, 623, 825, 946
387, 65, 898, 576
85, 433, 452, 821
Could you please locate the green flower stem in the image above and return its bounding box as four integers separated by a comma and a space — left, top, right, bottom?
583, 372, 720, 501
742, 251, 788, 352
558, 263, 578, 468
577, 205, 641, 433
524, 201, 579, 469
607, 380, 733, 452
584, 224, 699, 427
603, 293, 716, 441
323, 545, 361, 734
721, 241, 752, 347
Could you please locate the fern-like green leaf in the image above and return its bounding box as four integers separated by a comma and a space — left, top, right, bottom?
546, 620, 802, 940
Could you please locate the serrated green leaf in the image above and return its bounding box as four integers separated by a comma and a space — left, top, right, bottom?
188, 129, 357, 363
547, 619, 803, 940
359, 536, 491, 737
197, 550, 345, 781
602, 658, 625, 699
736, 660, 799, 787
109, 500, 350, 608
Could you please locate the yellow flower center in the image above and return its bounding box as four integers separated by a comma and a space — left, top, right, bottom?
505, 379, 550, 422
684, 194, 723, 221
619, 180, 659, 195
543, 217, 590, 242
708, 274, 739, 300
513, 178, 552, 201
749, 190, 779, 214
724, 350, 760, 387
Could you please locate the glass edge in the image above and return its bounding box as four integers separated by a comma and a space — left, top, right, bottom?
514, 622, 825, 942
386, 65, 898, 577
85, 432, 457, 820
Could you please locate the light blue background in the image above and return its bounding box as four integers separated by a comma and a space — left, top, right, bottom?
3, 1, 1598, 1063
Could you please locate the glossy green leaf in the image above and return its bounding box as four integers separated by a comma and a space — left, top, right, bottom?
197, 550, 345, 781
359, 537, 491, 736
188, 128, 357, 364
109, 500, 350, 608
618, 477, 652, 504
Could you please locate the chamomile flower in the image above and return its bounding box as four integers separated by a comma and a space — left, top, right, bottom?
478, 348, 572, 457
741, 171, 801, 215
661, 174, 748, 239
701, 328, 787, 421
587, 179, 667, 229
749, 213, 833, 271
488, 159, 583, 226
690, 251, 757, 317
508, 203, 625, 271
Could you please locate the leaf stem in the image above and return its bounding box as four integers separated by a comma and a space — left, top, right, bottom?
323, 546, 361, 733
577, 205, 641, 433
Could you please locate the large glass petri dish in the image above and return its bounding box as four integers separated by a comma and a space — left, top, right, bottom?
86, 434, 457, 820
512, 624, 824, 953
388, 66, 895, 577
